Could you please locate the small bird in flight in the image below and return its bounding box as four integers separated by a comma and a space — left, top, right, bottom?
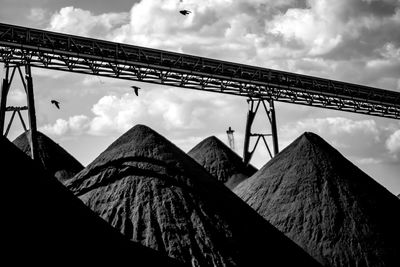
131, 86, 140, 96
179, 10, 191, 16
51, 100, 60, 109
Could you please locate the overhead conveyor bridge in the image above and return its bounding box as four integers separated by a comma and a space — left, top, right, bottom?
1, 22, 399, 163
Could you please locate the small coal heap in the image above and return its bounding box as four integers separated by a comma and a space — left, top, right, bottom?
67, 125, 320, 267
188, 136, 257, 189
13, 130, 83, 181
234, 132, 400, 266
1, 136, 185, 266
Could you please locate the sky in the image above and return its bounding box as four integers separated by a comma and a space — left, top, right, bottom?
1, 0, 399, 195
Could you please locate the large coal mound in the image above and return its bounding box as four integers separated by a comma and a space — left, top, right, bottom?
234, 132, 400, 266
67, 124, 320, 267
188, 136, 257, 189
1, 136, 185, 266
13, 130, 83, 181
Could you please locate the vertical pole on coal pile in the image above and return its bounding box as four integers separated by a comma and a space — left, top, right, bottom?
0, 64, 10, 135
25, 64, 38, 160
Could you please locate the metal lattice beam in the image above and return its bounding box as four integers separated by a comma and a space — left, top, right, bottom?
0, 22, 399, 119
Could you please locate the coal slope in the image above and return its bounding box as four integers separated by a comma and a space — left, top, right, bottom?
13, 130, 83, 181
1, 136, 186, 266
188, 136, 257, 189
234, 132, 400, 267
67, 124, 321, 267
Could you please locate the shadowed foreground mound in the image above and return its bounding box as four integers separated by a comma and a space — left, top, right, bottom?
188, 136, 257, 189
1, 136, 185, 266
13, 130, 83, 181
67, 124, 320, 267
234, 132, 400, 267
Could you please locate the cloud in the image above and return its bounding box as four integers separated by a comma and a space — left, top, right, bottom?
356, 157, 382, 165
40, 115, 90, 136
282, 117, 379, 137
8, 89, 26, 105
28, 8, 48, 23
39, 87, 245, 137
44, 0, 400, 91
386, 129, 400, 156
48, 6, 129, 38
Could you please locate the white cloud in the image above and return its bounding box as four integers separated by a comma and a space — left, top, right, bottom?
386, 129, 400, 155
39, 87, 244, 137
283, 117, 379, 137
267, 6, 343, 55
40, 118, 69, 136
8, 89, 26, 105
48, 6, 129, 38
28, 8, 47, 23
40, 115, 90, 136
356, 157, 382, 165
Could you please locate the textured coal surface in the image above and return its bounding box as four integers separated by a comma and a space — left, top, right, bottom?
188, 136, 257, 189
234, 132, 400, 267
67, 124, 321, 267
13, 130, 83, 181
1, 136, 186, 266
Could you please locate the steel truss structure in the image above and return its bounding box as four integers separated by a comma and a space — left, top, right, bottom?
1, 22, 399, 162
0, 62, 38, 159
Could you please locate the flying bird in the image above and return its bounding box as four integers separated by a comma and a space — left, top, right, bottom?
51, 100, 60, 109
179, 10, 191, 15
131, 86, 140, 96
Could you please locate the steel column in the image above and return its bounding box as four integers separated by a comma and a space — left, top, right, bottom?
0, 65, 10, 135
25, 64, 38, 160
0, 63, 37, 160
243, 98, 279, 166
269, 99, 279, 156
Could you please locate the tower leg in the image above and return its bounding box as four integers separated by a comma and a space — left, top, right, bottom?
0, 66, 10, 135
243, 98, 279, 166
269, 99, 279, 156
25, 64, 38, 160
243, 100, 258, 165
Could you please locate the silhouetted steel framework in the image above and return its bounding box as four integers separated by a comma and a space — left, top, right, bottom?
1, 23, 399, 163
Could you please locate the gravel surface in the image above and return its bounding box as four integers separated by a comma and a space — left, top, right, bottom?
234, 132, 400, 267
13, 130, 83, 181
67, 124, 321, 267
2, 135, 186, 266
188, 136, 257, 189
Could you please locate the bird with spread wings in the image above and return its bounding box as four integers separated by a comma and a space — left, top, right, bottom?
51, 100, 60, 109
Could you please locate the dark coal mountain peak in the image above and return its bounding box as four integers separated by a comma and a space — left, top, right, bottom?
1, 136, 185, 266
234, 132, 400, 267
67, 124, 320, 267
13, 130, 83, 181
188, 136, 257, 189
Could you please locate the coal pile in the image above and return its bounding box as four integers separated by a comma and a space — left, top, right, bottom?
234, 132, 400, 266
67, 124, 320, 267
1, 136, 185, 266
13, 130, 83, 181
188, 136, 257, 189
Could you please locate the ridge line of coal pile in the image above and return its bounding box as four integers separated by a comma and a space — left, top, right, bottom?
13, 130, 84, 182
1, 136, 187, 266
67, 124, 321, 267
234, 131, 400, 267
188, 136, 257, 189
